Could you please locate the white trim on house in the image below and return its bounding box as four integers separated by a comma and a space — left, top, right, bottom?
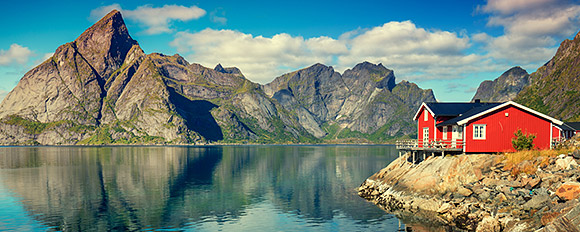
413, 103, 435, 121
456, 101, 563, 126
462, 124, 466, 153
434, 116, 437, 140
550, 123, 553, 150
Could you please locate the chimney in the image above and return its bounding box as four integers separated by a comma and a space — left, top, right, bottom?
474, 99, 481, 103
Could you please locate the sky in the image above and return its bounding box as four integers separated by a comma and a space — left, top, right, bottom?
1, 0, 580, 102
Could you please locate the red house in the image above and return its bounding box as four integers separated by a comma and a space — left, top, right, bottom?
406, 100, 575, 153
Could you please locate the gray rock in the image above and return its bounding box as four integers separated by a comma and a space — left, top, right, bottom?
523, 194, 551, 210
472, 66, 530, 102
573, 149, 580, 159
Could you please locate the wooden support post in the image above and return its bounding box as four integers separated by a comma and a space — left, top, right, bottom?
413, 152, 416, 164
423, 152, 426, 161
442, 151, 445, 157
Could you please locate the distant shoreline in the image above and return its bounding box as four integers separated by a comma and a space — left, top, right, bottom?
0, 143, 397, 148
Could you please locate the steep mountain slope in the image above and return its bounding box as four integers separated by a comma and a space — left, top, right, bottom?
472, 66, 530, 102
264, 62, 435, 142
515, 31, 580, 121
0, 10, 434, 145
0, 10, 314, 145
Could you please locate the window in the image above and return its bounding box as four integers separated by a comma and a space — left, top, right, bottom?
473, 124, 486, 139
423, 127, 429, 146
442, 126, 447, 140
424, 109, 428, 121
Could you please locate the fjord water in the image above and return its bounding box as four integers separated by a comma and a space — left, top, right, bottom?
0, 145, 402, 231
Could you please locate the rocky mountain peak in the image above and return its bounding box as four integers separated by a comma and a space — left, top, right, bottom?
73, 9, 139, 78
472, 66, 530, 102
503, 66, 527, 77
574, 29, 580, 41
352, 61, 381, 70
214, 64, 225, 72
213, 63, 243, 75
345, 61, 395, 91
514, 29, 580, 121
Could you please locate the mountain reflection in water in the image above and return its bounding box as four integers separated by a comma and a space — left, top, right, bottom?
0, 145, 403, 231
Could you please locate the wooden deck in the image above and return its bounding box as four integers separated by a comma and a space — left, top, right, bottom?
395, 139, 465, 164
395, 139, 464, 152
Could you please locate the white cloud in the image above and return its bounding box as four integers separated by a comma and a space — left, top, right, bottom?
171, 21, 497, 84
210, 8, 227, 25
42, 53, 54, 61
479, 0, 558, 15
171, 29, 346, 83
0, 44, 33, 66
90, 3, 122, 20
91, 4, 206, 35
477, 0, 580, 67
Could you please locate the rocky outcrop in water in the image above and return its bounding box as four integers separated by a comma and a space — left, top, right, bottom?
472, 67, 530, 102
358, 141, 580, 231
0, 10, 434, 145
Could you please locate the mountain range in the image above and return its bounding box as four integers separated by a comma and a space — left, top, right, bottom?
0, 10, 435, 145
2, 10, 580, 145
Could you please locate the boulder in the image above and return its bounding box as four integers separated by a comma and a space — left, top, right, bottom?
476, 216, 501, 232
457, 186, 473, 197
573, 149, 580, 159
555, 156, 578, 170
523, 194, 550, 210
556, 182, 580, 201
438, 202, 452, 214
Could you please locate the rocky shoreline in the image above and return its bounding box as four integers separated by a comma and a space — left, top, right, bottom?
358, 150, 580, 231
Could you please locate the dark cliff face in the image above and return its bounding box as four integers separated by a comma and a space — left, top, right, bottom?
264, 62, 435, 141
514, 31, 580, 121
0, 10, 435, 145
472, 66, 530, 102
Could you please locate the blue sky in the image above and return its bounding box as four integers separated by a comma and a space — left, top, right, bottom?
1, 0, 580, 102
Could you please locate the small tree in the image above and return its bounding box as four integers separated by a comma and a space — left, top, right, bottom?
512, 129, 536, 151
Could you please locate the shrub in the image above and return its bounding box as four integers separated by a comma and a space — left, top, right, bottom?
511, 129, 536, 151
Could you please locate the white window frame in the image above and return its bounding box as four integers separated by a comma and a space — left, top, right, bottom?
473, 124, 486, 140
424, 109, 428, 121
423, 127, 429, 146
442, 126, 448, 140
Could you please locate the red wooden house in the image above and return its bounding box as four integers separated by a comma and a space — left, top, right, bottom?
407, 100, 575, 153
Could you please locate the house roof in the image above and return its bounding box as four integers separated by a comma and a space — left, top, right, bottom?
564, 122, 580, 131
413, 102, 503, 120
437, 103, 503, 126
440, 101, 563, 126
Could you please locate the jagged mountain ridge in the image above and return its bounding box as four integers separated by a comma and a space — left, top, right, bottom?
514, 30, 580, 121
472, 66, 530, 102
264, 62, 435, 141
0, 10, 434, 145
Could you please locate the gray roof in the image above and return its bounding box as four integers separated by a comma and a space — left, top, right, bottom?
436, 103, 503, 126
563, 122, 580, 131
425, 102, 503, 117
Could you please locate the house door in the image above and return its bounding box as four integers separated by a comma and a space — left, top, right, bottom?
423, 127, 429, 147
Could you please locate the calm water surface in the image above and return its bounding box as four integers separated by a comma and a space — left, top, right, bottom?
0, 145, 405, 231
